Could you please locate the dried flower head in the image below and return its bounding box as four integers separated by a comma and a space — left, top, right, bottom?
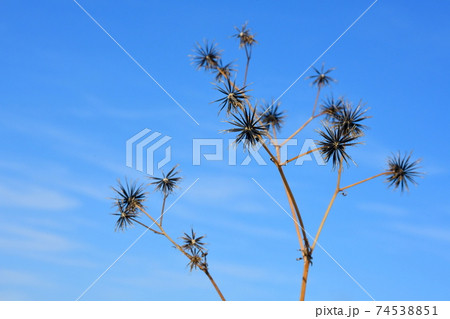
148, 165, 182, 196
187, 248, 208, 272
259, 100, 286, 131
233, 22, 257, 48
214, 80, 248, 115
191, 41, 222, 71
332, 101, 370, 137
317, 125, 360, 169
111, 180, 147, 231
306, 63, 336, 88
225, 107, 269, 150
386, 152, 423, 191
321, 96, 344, 121
215, 61, 235, 82
112, 179, 147, 215
181, 228, 206, 251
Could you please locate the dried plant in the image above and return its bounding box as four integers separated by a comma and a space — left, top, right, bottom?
190, 23, 423, 301
110, 169, 226, 301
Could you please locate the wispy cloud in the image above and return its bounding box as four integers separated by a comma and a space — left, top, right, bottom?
393, 223, 450, 243
0, 268, 51, 287
356, 202, 409, 216
0, 223, 83, 253
213, 262, 295, 285
0, 182, 79, 211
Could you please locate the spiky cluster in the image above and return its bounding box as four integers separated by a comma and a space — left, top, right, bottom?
317, 125, 360, 169
215, 80, 248, 115
181, 228, 208, 271
233, 22, 257, 49
307, 63, 336, 88
111, 180, 147, 231
259, 100, 286, 131
191, 41, 222, 71
386, 152, 422, 191
225, 107, 269, 150
148, 165, 182, 196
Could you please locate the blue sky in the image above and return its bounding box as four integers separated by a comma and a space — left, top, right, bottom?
1, 0, 450, 301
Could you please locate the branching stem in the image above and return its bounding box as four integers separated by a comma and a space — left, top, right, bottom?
282, 147, 322, 166
340, 172, 388, 191
138, 206, 226, 301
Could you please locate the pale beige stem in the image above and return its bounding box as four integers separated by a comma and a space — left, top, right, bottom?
279, 112, 325, 148
276, 165, 310, 250
129, 218, 162, 235
340, 172, 388, 191
139, 207, 226, 301
204, 269, 226, 301
138, 206, 160, 227
282, 147, 321, 166
300, 259, 311, 301
311, 160, 343, 252
311, 87, 321, 116
159, 194, 168, 226
272, 126, 281, 162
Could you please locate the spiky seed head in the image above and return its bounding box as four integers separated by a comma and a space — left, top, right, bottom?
306, 63, 336, 88
214, 80, 248, 115
224, 106, 269, 150
190, 41, 222, 71
148, 165, 182, 196
386, 152, 423, 192
332, 101, 370, 137
187, 248, 208, 272
259, 99, 286, 131
317, 124, 360, 169
180, 228, 207, 251
111, 180, 147, 231
233, 22, 257, 48
321, 96, 345, 121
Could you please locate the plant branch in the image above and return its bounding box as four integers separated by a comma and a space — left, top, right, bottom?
159, 194, 168, 226
279, 112, 325, 148
300, 159, 343, 301
261, 140, 279, 165
130, 217, 163, 235
276, 165, 310, 251
311, 159, 343, 253
340, 172, 388, 191
272, 126, 281, 162
243, 45, 251, 86
138, 206, 160, 227
311, 87, 321, 116
139, 207, 226, 301
281, 147, 322, 166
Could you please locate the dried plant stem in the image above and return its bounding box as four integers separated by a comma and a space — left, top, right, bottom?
138, 206, 160, 227
340, 172, 388, 191
139, 206, 226, 301
279, 112, 324, 148
300, 160, 343, 301
129, 218, 162, 235
204, 269, 226, 301
272, 127, 281, 162
311, 87, 322, 116
159, 194, 168, 226
262, 141, 311, 296
244, 46, 251, 86
300, 258, 311, 301
311, 159, 343, 252
282, 147, 322, 166
276, 165, 309, 249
